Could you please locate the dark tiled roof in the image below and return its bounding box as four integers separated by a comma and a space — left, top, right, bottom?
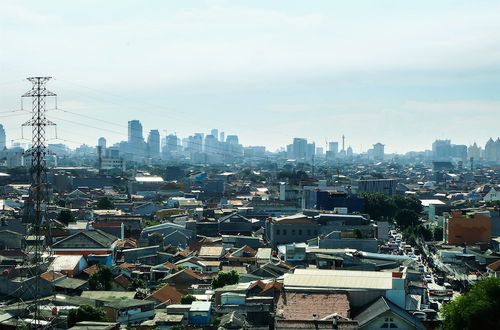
354, 296, 425, 329
52, 229, 118, 249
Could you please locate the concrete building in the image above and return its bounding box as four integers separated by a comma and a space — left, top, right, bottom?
147, 129, 160, 158
373, 143, 384, 162
358, 179, 397, 196
98, 137, 107, 149
0, 124, 5, 150
128, 120, 145, 156
265, 214, 320, 248
292, 138, 307, 160
445, 211, 491, 245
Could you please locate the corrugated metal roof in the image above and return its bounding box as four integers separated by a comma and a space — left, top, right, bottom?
284, 269, 394, 290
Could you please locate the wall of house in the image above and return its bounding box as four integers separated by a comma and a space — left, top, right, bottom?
362, 311, 421, 330
447, 214, 491, 245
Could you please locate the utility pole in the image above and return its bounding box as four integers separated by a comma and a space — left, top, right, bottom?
21, 77, 56, 325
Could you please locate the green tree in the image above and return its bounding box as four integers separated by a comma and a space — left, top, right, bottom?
363, 193, 397, 221
56, 209, 74, 224
393, 195, 423, 214
180, 294, 197, 304
88, 265, 113, 290
433, 226, 443, 241
55, 199, 66, 207
353, 229, 363, 239
128, 278, 147, 291
96, 197, 114, 210
440, 277, 500, 330
394, 209, 419, 229
212, 270, 239, 289
67, 304, 107, 327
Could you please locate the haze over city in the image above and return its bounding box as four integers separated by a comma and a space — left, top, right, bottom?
1, 0, 500, 153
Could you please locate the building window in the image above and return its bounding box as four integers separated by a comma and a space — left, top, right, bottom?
381, 317, 398, 328
283, 229, 287, 235
307, 229, 311, 235
298, 229, 303, 235
292, 229, 296, 235
276, 229, 280, 236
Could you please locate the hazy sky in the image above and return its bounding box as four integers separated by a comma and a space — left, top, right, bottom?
1, 0, 500, 153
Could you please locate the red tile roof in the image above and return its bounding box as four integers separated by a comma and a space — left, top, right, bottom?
82, 264, 99, 276
487, 259, 500, 272
147, 285, 183, 306
114, 274, 132, 289
40, 271, 65, 282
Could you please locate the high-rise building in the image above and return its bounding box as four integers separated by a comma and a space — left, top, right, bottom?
432, 139, 452, 161
98, 137, 106, 149
204, 134, 218, 154
128, 120, 144, 155
373, 143, 384, 161
468, 142, 481, 160
211, 129, 219, 141
226, 135, 239, 145
0, 124, 5, 150
347, 146, 353, 157
147, 129, 160, 158
220, 132, 225, 143
328, 142, 339, 154
306, 142, 315, 161
292, 138, 307, 160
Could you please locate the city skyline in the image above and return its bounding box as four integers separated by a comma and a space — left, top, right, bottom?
1, 1, 500, 153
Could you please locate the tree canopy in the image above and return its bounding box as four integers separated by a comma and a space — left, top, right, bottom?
180, 294, 197, 304
394, 209, 420, 229
88, 265, 113, 290
56, 209, 74, 224
67, 304, 107, 327
363, 193, 423, 226
212, 270, 240, 289
96, 197, 114, 210
128, 278, 147, 291
440, 277, 500, 330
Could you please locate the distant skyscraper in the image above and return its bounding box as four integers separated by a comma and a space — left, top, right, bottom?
98, 137, 106, 149
164, 134, 178, 153
204, 134, 218, 154
220, 132, 225, 143
347, 146, 353, 157
226, 135, 239, 145
128, 120, 144, 155
328, 142, 339, 154
373, 143, 385, 161
468, 142, 481, 160
432, 139, 452, 161
211, 129, 219, 141
0, 124, 5, 150
292, 138, 307, 160
147, 129, 160, 158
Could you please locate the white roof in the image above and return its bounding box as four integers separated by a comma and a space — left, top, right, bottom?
420, 199, 446, 207
135, 176, 164, 182
190, 301, 211, 312
284, 269, 394, 290
49, 255, 84, 272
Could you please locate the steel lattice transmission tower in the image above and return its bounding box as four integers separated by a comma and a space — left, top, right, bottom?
21, 77, 56, 325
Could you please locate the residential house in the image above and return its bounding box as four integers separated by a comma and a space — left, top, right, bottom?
146, 284, 184, 308
50, 229, 119, 259
353, 296, 425, 330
